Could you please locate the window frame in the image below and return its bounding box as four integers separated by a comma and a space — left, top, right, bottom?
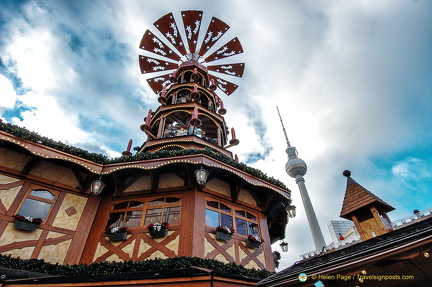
205, 199, 261, 238
108, 201, 145, 228
107, 196, 182, 230
16, 185, 59, 221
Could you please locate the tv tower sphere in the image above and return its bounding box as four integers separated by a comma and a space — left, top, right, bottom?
285, 147, 307, 178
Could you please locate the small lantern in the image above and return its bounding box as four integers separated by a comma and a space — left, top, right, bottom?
195, 167, 209, 186
190, 107, 202, 127
209, 78, 217, 91
140, 109, 153, 132
170, 70, 178, 83
122, 139, 133, 157
287, 205, 296, 218
191, 67, 199, 81
218, 100, 227, 115
280, 241, 289, 252
191, 84, 200, 100
229, 127, 239, 146
157, 87, 167, 105
90, 178, 106, 195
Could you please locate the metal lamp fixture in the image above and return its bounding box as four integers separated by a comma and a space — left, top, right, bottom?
286, 205, 296, 218
280, 241, 289, 252
194, 166, 209, 186
90, 174, 106, 196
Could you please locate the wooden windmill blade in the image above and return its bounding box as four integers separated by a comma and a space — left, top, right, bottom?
138, 55, 178, 74
204, 37, 244, 63
139, 29, 181, 62
146, 74, 172, 94
197, 17, 230, 57
207, 63, 245, 78
153, 12, 187, 56
181, 10, 203, 54
210, 75, 239, 96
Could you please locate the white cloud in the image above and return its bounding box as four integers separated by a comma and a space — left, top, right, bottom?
0, 75, 17, 114
392, 158, 432, 179
1, 0, 431, 270
12, 92, 89, 143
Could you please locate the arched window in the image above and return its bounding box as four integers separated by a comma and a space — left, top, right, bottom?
107, 201, 144, 228
205, 201, 233, 229
205, 200, 260, 237
107, 197, 181, 229
144, 197, 181, 226
17, 189, 56, 220
235, 210, 259, 237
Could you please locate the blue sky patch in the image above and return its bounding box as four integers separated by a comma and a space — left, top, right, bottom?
3, 100, 35, 122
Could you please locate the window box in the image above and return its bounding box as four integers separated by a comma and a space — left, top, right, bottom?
246, 234, 263, 249
149, 229, 168, 238
147, 222, 169, 238
216, 231, 232, 241
246, 240, 261, 249
14, 220, 38, 232
13, 214, 42, 232
105, 227, 128, 242
108, 232, 127, 242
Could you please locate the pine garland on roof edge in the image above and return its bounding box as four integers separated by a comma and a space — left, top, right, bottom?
0, 254, 274, 279
0, 121, 287, 190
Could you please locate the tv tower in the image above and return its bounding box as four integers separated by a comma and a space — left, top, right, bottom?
277, 107, 326, 250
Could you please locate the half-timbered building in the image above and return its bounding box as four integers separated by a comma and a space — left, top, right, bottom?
0, 10, 293, 286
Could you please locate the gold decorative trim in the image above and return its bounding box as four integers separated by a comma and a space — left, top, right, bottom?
0, 133, 101, 174
103, 154, 290, 199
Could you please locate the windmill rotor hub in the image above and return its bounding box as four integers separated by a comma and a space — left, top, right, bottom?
185, 52, 200, 61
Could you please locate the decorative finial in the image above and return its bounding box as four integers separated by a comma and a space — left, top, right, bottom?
276, 106, 291, 147
343, 170, 356, 187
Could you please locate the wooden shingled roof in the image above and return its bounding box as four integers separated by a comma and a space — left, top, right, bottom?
258, 216, 432, 286
340, 174, 394, 219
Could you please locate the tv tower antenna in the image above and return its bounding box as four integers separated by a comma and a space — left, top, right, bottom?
277, 107, 326, 250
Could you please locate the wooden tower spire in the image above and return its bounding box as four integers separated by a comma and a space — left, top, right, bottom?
340, 170, 394, 241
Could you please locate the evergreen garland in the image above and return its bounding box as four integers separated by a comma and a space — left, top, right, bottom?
0, 255, 273, 279
0, 121, 287, 190
105, 147, 288, 189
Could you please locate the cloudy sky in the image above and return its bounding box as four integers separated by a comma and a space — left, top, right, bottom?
1, 0, 431, 270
